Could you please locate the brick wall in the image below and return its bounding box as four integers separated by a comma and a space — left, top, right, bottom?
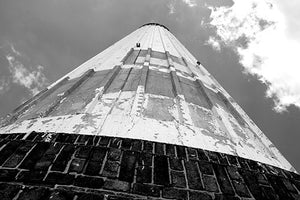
0, 132, 299, 200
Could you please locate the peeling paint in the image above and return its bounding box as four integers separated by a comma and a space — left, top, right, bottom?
73, 114, 99, 133
41, 119, 53, 124
0, 24, 296, 173
188, 104, 214, 131
143, 95, 175, 121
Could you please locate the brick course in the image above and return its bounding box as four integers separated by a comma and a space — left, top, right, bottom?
0, 132, 299, 200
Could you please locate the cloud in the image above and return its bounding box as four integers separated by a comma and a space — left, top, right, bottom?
168, 0, 197, 15
206, 36, 221, 51
0, 78, 10, 95
182, 0, 197, 7
9, 43, 22, 56
168, 2, 176, 14
1, 44, 48, 95
207, 0, 300, 112
6, 55, 48, 95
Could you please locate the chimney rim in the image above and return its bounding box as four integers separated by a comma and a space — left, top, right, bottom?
140, 23, 170, 31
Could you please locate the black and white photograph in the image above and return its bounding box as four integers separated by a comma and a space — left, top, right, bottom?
0, 0, 299, 199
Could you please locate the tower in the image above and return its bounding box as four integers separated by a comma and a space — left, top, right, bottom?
0, 23, 299, 199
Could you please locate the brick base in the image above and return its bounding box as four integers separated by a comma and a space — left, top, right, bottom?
0, 132, 299, 200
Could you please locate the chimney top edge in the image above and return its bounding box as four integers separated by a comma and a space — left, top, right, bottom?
140, 23, 170, 31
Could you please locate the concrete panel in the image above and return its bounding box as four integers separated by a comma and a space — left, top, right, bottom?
188, 104, 214, 129
143, 96, 175, 121
150, 58, 169, 67
151, 51, 167, 60
123, 50, 140, 65
50, 70, 110, 116
179, 78, 211, 109
17, 78, 79, 121
171, 55, 185, 66
205, 87, 230, 113
110, 91, 136, 116
135, 56, 145, 65
123, 68, 142, 91
105, 69, 131, 93
134, 50, 147, 65
146, 70, 174, 98
139, 50, 148, 57
174, 62, 191, 75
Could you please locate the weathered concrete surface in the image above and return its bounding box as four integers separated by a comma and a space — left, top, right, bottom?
51, 70, 110, 116
0, 24, 296, 173
143, 95, 175, 121
146, 70, 174, 98
17, 78, 80, 121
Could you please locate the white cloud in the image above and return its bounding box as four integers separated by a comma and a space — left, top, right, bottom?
207, 0, 300, 112
9, 43, 22, 56
168, 2, 175, 14
167, 0, 197, 15
206, 36, 221, 51
182, 0, 197, 7
0, 78, 10, 95
1, 43, 48, 95
6, 54, 48, 95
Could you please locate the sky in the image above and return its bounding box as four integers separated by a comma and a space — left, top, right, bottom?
0, 0, 299, 171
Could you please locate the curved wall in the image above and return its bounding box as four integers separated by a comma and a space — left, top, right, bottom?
0, 24, 296, 173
